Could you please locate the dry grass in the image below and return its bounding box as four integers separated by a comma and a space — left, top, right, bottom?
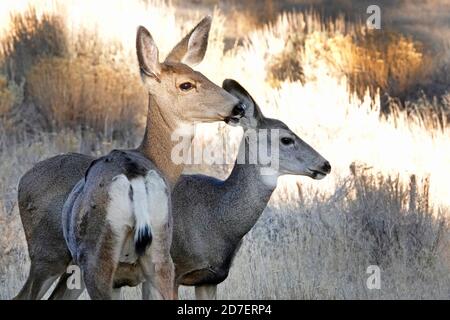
0, 75, 22, 135
0, 75, 14, 115
0, 8, 146, 135
1, 8, 67, 84
0, 0, 449, 299
26, 56, 146, 134
266, 13, 437, 108
219, 172, 450, 299
1, 132, 448, 299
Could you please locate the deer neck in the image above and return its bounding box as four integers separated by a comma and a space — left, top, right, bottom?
220, 137, 278, 242
138, 95, 194, 188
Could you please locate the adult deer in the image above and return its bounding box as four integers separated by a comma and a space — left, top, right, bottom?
14, 17, 244, 300
49, 79, 330, 300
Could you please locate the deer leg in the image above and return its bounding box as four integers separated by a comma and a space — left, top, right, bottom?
195, 285, 217, 300
14, 273, 58, 300
82, 230, 124, 300
14, 270, 37, 300
139, 239, 175, 300
141, 170, 174, 300
153, 257, 175, 300
139, 229, 175, 300
140, 267, 178, 300
173, 283, 179, 300
83, 262, 115, 300
14, 263, 60, 300
141, 276, 163, 300
82, 240, 125, 301
111, 288, 122, 300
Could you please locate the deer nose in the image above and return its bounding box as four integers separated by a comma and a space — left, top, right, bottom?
232, 102, 246, 118
321, 161, 331, 174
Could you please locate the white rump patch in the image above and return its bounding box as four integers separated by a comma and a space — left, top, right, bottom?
107, 174, 133, 234
144, 170, 170, 230
107, 171, 169, 261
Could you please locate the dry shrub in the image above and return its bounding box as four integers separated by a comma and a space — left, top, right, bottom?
0, 76, 15, 115
224, 0, 280, 41
71, 29, 129, 69
1, 8, 67, 84
1, 7, 142, 136
267, 13, 435, 111
0, 75, 23, 135
344, 30, 432, 101
26, 57, 146, 135
220, 168, 450, 299
349, 163, 444, 269
227, 10, 260, 40
267, 34, 305, 88
386, 93, 448, 131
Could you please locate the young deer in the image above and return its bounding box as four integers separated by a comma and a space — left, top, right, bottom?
49, 79, 331, 300
14, 17, 244, 300
171, 80, 331, 299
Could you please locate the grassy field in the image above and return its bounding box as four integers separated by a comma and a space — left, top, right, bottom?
0, 0, 449, 299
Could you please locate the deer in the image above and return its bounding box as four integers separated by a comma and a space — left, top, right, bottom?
14, 16, 245, 300
47, 79, 331, 300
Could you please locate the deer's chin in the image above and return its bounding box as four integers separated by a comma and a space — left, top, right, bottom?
305, 168, 328, 180
311, 172, 326, 180
224, 116, 240, 125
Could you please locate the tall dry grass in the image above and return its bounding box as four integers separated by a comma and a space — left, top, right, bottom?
0, 76, 14, 115
1, 131, 448, 299
218, 171, 449, 299
0, 0, 449, 299
1, 8, 68, 84
26, 56, 145, 134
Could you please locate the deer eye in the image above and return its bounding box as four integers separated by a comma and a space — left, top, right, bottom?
179, 82, 194, 91
281, 137, 294, 146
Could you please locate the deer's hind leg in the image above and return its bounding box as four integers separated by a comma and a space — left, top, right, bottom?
140, 170, 175, 300
80, 175, 133, 300
81, 224, 124, 300
195, 285, 217, 300
14, 264, 60, 300
15, 207, 73, 300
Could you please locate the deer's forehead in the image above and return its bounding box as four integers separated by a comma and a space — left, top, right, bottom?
259, 118, 290, 132
161, 63, 206, 81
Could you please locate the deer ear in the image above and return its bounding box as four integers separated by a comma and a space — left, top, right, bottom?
136, 26, 161, 80
165, 16, 212, 67
223, 79, 263, 127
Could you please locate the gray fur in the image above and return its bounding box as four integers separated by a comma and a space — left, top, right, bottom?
14, 153, 94, 300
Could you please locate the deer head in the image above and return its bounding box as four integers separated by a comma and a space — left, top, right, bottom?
223, 79, 331, 180
136, 17, 245, 125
